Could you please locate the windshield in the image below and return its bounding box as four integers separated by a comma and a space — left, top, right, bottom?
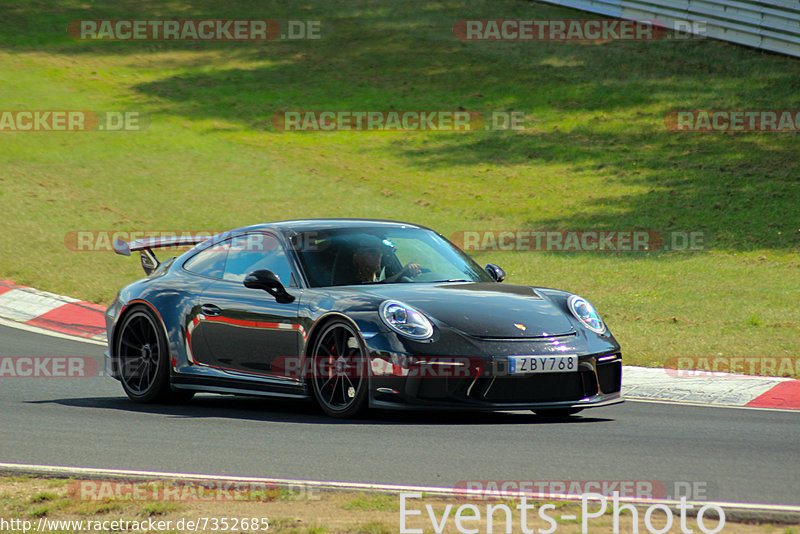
293, 227, 493, 287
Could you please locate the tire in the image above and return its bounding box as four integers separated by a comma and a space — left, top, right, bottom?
116, 306, 186, 403
533, 408, 583, 417
309, 320, 369, 418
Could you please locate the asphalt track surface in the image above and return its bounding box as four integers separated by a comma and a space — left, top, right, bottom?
1, 324, 798, 507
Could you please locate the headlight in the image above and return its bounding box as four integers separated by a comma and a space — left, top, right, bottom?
567, 295, 606, 334
379, 300, 434, 340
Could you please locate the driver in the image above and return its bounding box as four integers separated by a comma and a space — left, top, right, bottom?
352, 236, 422, 283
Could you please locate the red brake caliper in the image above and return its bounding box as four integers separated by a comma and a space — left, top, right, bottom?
328, 340, 337, 391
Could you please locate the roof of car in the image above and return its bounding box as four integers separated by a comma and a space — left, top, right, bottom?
234, 218, 430, 234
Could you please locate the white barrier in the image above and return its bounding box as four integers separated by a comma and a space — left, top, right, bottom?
536, 0, 800, 58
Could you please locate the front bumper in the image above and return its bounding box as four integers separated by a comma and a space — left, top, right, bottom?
369, 353, 622, 411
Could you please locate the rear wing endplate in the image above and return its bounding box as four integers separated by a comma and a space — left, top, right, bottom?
113, 235, 211, 275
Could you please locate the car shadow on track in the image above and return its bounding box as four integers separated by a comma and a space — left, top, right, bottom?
28, 394, 614, 425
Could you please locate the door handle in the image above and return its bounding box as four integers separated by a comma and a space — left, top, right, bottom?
200, 304, 221, 317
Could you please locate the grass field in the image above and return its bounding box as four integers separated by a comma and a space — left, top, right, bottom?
1, 0, 799, 372
0, 476, 784, 533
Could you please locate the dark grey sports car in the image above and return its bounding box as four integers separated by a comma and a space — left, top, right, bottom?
106, 219, 622, 418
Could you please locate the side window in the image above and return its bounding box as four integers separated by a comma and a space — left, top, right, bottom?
183, 241, 230, 279
223, 233, 294, 285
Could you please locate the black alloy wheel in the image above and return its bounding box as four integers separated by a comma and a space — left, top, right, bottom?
309, 320, 369, 418
116, 307, 193, 403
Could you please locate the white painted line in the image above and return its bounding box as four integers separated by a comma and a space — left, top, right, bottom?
0, 316, 107, 346
624, 365, 795, 382
625, 397, 800, 413
0, 289, 64, 322
21, 286, 79, 304
0, 463, 798, 515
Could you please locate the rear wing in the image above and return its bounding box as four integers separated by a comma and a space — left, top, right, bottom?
114, 235, 211, 275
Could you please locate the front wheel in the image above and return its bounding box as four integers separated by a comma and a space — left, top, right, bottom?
309, 320, 369, 418
116, 306, 185, 403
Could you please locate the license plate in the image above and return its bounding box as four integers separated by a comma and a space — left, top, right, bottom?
508, 355, 578, 374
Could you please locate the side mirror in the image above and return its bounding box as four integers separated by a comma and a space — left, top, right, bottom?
244, 269, 295, 304
484, 263, 505, 282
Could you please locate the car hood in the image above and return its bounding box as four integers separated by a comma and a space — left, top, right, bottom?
361, 282, 575, 338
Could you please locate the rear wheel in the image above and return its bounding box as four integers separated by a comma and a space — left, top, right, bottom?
116, 307, 191, 403
309, 320, 369, 418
